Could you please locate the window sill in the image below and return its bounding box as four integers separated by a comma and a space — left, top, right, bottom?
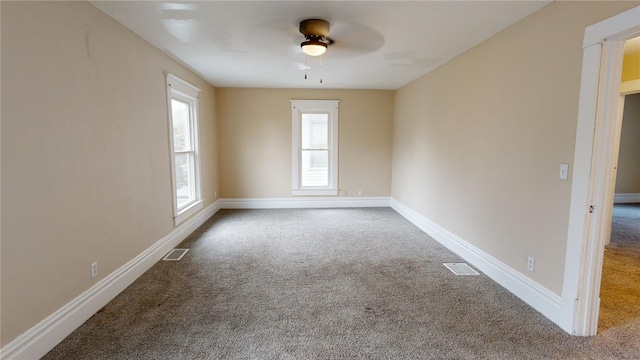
174, 199, 203, 226
292, 189, 339, 196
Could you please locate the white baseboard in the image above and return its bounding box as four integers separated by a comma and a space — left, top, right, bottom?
390, 198, 564, 329
0, 201, 221, 360
614, 193, 640, 203
219, 196, 391, 209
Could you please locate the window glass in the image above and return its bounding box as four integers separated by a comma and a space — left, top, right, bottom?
174, 152, 195, 208
301, 150, 329, 187
171, 99, 191, 152
301, 114, 328, 149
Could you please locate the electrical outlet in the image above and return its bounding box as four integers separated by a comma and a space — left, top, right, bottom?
214, 190, 218, 198
527, 257, 535, 272
358, 189, 363, 196
91, 262, 98, 278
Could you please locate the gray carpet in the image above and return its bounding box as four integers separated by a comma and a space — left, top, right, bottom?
599, 203, 640, 332
43, 208, 640, 359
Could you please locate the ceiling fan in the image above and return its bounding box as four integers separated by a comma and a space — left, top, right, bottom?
299, 19, 334, 57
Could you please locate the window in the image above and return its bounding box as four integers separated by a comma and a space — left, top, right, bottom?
291, 100, 339, 196
166, 74, 202, 225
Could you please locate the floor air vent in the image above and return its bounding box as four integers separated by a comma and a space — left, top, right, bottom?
443, 263, 479, 276
162, 248, 189, 261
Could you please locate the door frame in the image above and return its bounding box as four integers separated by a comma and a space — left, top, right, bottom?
561, 5, 640, 336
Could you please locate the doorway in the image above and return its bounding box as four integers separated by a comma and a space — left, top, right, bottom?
562, 6, 640, 336
598, 90, 640, 332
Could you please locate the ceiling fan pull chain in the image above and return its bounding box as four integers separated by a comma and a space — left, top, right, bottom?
320, 54, 323, 84
304, 55, 308, 80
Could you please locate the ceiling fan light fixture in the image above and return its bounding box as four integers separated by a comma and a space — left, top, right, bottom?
301, 39, 327, 56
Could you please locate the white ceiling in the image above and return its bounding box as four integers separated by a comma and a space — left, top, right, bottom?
90, 1, 552, 90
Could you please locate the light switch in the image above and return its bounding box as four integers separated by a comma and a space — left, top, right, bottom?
559, 163, 569, 180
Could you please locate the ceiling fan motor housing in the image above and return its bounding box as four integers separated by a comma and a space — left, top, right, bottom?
299, 19, 330, 38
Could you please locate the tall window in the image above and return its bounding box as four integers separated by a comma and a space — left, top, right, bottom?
291, 100, 339, 196
166, 74, 202, 225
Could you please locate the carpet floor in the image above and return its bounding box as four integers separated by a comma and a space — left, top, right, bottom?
599, 203, 640, 332
43, 208, 640, 359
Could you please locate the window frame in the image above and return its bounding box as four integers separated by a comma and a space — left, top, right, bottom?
290, 99, 340, 196
166, 73, 202, 225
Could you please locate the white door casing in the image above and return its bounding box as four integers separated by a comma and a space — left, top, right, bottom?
562, 5, 640, 336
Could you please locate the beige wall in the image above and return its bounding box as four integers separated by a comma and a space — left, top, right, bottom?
1, 1, 218, 346
615, 93, 640, 193
217, 88, 393, 198
392, 1, 639, 295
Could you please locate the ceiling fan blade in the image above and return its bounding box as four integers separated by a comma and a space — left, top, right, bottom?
325, 21, 384, 58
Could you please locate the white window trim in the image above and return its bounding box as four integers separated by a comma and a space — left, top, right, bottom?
291, 99, 340, 196
166, 73, 203, 226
